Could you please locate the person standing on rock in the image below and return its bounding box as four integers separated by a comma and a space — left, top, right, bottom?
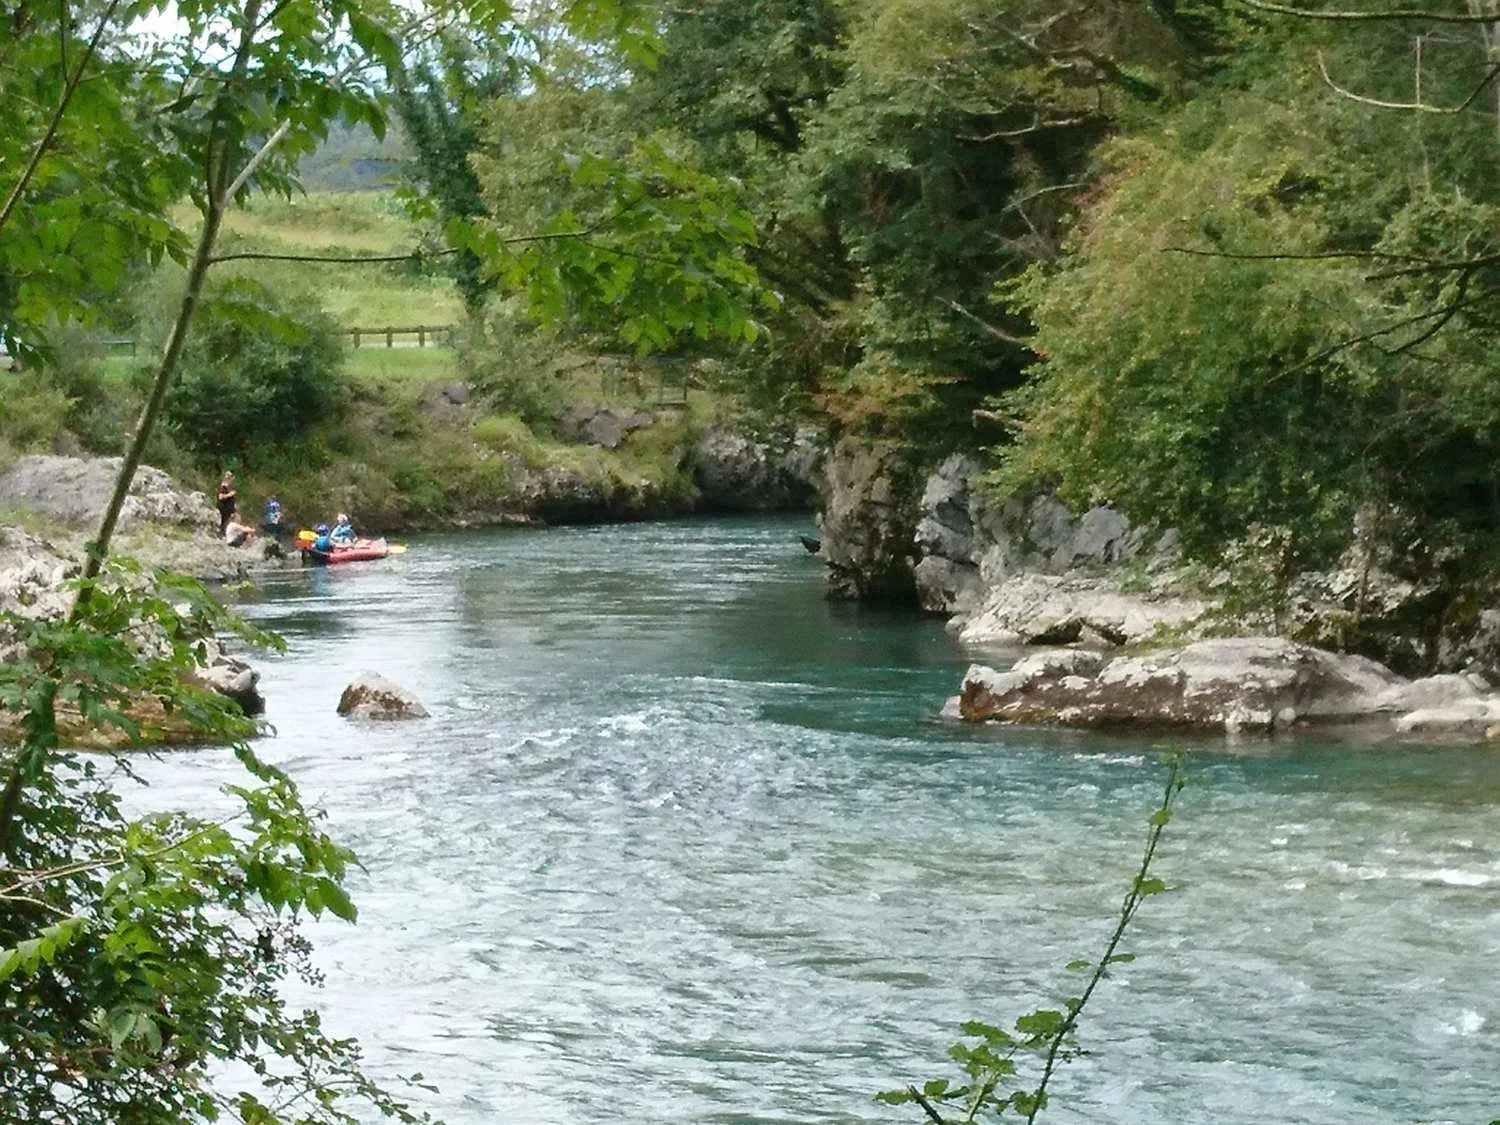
216, 471, 237, 536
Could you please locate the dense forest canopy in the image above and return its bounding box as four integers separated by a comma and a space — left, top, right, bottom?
10, 0, 1500, 602
414, 0, 1500, 616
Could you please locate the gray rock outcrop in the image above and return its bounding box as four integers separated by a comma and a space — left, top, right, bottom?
951, 637, 1500, 738
957, 573, 1206, 647
0, 454, 218, 531
689, 426, 819, 512
913, 454, 985, 615
817, 438, 919, 602
337, 673, 429, 720
908, 456, 1179, 634
559, 403, 655, 450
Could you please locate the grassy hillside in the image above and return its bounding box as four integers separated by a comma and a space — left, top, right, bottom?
2, 190, 743, 534
176, 192, 464, 335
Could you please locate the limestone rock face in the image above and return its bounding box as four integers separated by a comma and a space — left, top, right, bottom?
957, 573, 1206, 647
818, 438, 919, 603
0, 528, 74, 624
0, 455, 218, 531
955, 637, 1406, 732
913, 454, 984, 615
689, 426, 818, 512
337, 673, 429, 720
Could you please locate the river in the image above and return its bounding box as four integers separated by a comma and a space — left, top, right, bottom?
137, 516, 1500, 1124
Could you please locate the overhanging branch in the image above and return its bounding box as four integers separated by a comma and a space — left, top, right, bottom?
1240, 0, 1500, 22
1317, 50, 1500, 111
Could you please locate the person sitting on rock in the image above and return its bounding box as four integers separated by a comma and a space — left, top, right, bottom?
330, 512, 357, 546
224, 514, 256, 549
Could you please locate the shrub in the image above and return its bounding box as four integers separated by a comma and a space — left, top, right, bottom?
160, 281, 348, 465
0, 371, 75, 453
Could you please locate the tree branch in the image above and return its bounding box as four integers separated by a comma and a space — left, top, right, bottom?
1317, 50, 1500, 111
960, 115, 1094, 142
940, 297, 1033, 347
1024, 759, 1184, 1123
1365, 251, 1500, 278
1164, 245, 1427, 264
1240, 0, 1500, 22
206, 226, 616, 267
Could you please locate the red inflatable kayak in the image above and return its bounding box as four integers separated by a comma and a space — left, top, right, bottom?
301, 538, 390, 566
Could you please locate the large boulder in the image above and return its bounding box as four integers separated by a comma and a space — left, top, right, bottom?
954, 637, 1407, 732
190, 648, 264, 716
818, 437, 920, 603
689, 426, 820, 512
958, 572, 1207, 647
337, 673, 429, 720
0, 527, 74, 624
558, 403, 655, 450
0, 455, 218, 531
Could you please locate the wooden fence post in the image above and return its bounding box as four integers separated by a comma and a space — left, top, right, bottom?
351, 328, 360, 349
385, 326, 393, 348
418, 325, 426, 348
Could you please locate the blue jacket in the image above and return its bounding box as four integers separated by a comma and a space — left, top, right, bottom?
312, 533, 334, 553
330, 522, 356, 545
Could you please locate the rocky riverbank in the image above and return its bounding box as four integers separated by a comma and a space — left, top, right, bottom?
0, 454, 289, 582
810, 439, 1500, 739
0, 458, 272, 746
950, 637, 1500, 738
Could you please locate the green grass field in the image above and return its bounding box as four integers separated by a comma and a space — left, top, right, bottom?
344, 346, 458, 383
170, 191, 463, 330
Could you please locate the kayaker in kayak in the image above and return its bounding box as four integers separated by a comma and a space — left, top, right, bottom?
330, 512, 357, 546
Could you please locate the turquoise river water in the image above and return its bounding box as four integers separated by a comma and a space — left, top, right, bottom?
136, 516, 1500, 1123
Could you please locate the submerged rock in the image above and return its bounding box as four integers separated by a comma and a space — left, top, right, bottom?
337, 674, 429, 720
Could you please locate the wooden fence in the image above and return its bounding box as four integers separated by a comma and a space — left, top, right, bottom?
343, 324, 456, 349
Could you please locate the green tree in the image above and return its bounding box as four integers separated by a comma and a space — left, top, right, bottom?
162, 281, 348, 464
1001, 15, 1500, 638
393, 37, 517, 315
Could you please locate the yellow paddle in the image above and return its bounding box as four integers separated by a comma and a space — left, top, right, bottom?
386, 543, 408, 555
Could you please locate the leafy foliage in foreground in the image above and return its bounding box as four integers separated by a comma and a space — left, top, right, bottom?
881, 758, 1184, 1122
0, 567, 430, 1123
